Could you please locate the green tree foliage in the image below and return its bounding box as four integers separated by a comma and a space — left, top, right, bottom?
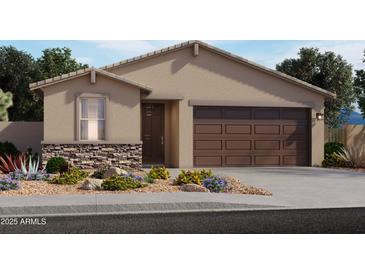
0, 46, 42, 121
276, 48, 355, 128
0, 46, 88, 121
0, 89, 13, 121
354, 50, 365, 118
36, 47, 88, 79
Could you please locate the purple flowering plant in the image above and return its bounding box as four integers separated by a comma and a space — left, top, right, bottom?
202, 176, 227, 193
0, 177, 20, 191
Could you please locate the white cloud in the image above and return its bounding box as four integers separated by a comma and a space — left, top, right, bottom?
75, 56, 93, 65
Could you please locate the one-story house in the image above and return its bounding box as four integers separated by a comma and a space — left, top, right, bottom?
29, 40, 335, 168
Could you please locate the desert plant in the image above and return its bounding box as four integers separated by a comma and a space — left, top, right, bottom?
0, 153, 27, 174
0, 177, 20, 191
334, 145, 365, 168
199, 169, 213, 180
102, 175, 146, 191
50, 167, 89, 185
202, 176, 227, 193
0, 89, 13, 121
143, 174, 155, 184
148, 166, 170, 180
175, 169, 213, 185
9, 170, 49, 181
322, 142, 349, 167
45, 157, 69, 174
0, 141, 19, 157
91, 168, 107, 179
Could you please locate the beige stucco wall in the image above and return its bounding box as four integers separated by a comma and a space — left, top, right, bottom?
108, 46, 326, 167
0, 122, 43, 155
43, 74, 141, 143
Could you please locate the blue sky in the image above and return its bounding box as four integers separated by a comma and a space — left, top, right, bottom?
1, 40, 364, 70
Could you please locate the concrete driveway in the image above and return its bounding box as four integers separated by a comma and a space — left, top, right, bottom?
170, 167, 365, 208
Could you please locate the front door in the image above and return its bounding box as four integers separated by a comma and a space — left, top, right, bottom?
142, 103, 165, 166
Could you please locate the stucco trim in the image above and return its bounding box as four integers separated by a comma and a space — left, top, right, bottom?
101, 40, 335, 99
29, 67, 153, 92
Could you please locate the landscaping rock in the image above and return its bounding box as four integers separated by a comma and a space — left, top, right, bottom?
180, 184, 209, 192
80, 178, 103, 190
102, 167, 128, 179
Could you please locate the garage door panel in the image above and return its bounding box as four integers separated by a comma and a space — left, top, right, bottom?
283, 140, 307, 151
193, 106, 310, 167
194, 156, 222, 166
254, 125, 280, 135
225, 156, 252, 166
194, 140, 222, 150
194, 124, 222, 134
225, 140, 251, 150
254, 156, 281, 165
254, 140, 280, 150
254, 109, 280, 120
283, 155, 307, 166
281, 109, 308, 120
283, 125, 306, 135
225, 124, 251, 134
223, 108, 252, 119
194, 107, 222, 119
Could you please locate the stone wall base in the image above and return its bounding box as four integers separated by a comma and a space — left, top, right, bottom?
42, 143, 142, 169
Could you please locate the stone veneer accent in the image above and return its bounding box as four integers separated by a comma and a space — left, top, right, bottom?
42, 143, 142, 169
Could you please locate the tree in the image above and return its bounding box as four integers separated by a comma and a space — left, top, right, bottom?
0, 89, 13, 121
0, 46, 88, 121
37, 47, 88, 79
354, 50, 365, 118
276, 48, 355, 128
0, 46, 42, 121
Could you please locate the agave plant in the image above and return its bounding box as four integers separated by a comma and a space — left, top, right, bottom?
17, 155, 42, 179
0, 154, 26, 174
334, 145, 365, 168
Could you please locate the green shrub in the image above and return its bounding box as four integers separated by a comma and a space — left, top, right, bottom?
143, 174, 155, 184
175, 169, 214, 185
148, 166, 170, 180
322, 142, 349, 167
50, 167, 89, 185
0, 142, 19, 157
102, 175, 146, 191
46, 157, 69, 174
91, 168, 107, 179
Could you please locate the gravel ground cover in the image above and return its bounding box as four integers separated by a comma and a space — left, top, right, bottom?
0, 174, 271, 196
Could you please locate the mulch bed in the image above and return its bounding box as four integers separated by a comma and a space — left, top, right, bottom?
0, 176, 271, 196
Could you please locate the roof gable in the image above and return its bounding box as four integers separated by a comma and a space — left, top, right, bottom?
101, 40, 335, 99
29, 67, 152, 92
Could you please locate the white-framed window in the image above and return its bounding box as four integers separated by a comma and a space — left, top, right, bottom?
79, 97, 105, 141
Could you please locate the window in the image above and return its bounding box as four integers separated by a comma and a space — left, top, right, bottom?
80, 98, 105, 140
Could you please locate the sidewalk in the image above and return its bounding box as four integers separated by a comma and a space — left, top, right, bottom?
0, 192, 286, 216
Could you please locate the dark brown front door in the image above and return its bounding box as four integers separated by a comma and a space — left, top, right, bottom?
142, 103, 165, 166
193, 106, 310, 167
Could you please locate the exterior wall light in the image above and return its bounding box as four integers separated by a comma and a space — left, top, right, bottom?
316, 113, 324, 120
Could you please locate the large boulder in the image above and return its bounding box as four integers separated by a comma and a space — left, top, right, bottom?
80, 178, 103, 190
180, 184, 209, 192
102, 167, 128, 179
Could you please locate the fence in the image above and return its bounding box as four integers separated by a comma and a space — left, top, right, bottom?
0, 122, 43, 155
324, 127, 347, 144
325, 125, 365, 148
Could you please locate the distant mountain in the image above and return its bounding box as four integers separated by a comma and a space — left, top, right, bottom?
347, 111, 365, 125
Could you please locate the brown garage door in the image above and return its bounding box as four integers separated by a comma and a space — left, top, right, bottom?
193, 106, 310, 167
